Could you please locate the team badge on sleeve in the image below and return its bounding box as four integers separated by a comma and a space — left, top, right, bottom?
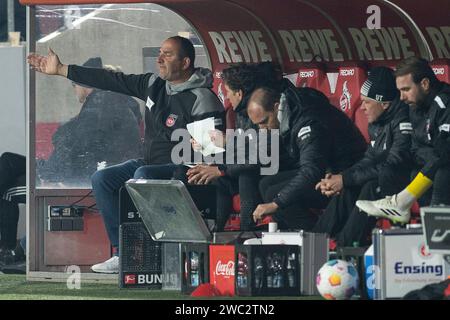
165, 114, 178, 127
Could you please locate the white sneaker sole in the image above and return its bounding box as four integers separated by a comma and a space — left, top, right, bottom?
91, 267, 119, 274
356, 200, 410, 224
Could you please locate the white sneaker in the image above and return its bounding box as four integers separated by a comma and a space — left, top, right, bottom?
91, 256, 119, 274
356, 195, 411, 224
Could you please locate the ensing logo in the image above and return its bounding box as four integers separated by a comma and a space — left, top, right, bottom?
394, 262, 443, 276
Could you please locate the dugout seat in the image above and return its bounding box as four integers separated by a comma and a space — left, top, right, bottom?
329, 63, 367, 120
296, 62, 332, 95
431, 59, 450, 83
354, 105, 370, 143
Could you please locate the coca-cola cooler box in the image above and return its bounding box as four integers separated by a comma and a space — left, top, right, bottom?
261, 231, 328, 295
209, 245, 236, 296
181, 243, 210, 294
372, 227, 450, 299
235, 244, 300, 296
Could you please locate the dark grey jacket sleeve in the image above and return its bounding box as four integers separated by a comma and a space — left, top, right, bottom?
421, 95, 450, 175
68, 65, 154, 101
342, 121, 412, 187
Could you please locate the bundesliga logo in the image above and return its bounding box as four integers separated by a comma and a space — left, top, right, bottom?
124, 274, 136, 285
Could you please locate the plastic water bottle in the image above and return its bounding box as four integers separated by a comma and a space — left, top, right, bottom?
272, 252, 284, 288
287, 252, 296, 288
190, 251, 199, 287
266, 255, 274, 288
254, 256, 263, 289
237, 253, 248, 288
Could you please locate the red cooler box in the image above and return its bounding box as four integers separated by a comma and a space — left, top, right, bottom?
209, 245, 236, 296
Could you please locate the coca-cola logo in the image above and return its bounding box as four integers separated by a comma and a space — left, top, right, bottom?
215, 260, 235, 276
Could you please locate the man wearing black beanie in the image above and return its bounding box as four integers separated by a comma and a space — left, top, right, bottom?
357, 57, 450, 224
313, 66, 413, 247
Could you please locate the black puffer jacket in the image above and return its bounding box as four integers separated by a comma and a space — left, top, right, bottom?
273, 83, 367, 208
409, 82, 450, 175
68, 66, 225, 165
342, 96, 412, 187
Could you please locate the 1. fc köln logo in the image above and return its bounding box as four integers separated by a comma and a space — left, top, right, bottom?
166, 114, 178, 127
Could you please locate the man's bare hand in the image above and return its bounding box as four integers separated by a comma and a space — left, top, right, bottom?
27, 48, 68, 77
187, 164, 221, 184
190, 138, 203, 152
252, 202, 278, 222
317, 174, 344, 197
315, 173, 332, 190
209, 130, 225, 148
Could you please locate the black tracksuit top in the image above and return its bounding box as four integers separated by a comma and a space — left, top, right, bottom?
68, 65, 225, 165
342, 96, 413, 187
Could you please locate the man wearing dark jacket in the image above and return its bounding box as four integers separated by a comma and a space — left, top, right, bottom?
357, 57, 450, 224
248, 82, 367, 230
27, 36, 224, 273
0, 152, 26, 266
186, 62, 281, 231
37, 57, 142, 185
313, 67, 412, 246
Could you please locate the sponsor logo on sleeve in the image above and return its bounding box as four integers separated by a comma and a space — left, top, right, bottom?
435, 96, 446, 109
298, 126, 312, 140
399, 122, 412, 134
439, 124, 450, 132
146, 97, 155, 110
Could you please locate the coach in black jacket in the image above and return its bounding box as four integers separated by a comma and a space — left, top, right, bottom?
28, 36, 224, 273
186, 62, 282, 231
313, 67, 412, 246
248, 81, 367, 230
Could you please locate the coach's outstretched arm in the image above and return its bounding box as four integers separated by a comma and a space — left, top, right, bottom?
27, 48, 68, 77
